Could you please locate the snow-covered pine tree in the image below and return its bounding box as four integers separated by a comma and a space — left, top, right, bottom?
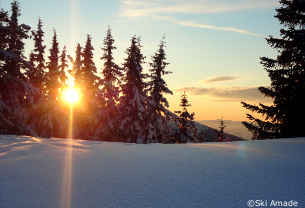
92, 27, 123, 141
27, 18, 46, 103
81, 34, 99, 114
25, 18, 48, 133
117, 36, 154, 143
0, 1, 37, 136
241, 0, 305, 139
166, 92, 197, 143
147, 36, 177, 143
31, 30, 67, 138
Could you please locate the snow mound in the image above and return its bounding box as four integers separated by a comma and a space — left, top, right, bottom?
0, 135, 304, 207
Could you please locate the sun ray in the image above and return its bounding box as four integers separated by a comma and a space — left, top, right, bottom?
61, 87, 77, 208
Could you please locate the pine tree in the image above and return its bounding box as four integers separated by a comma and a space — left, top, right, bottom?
117, 36, 154, 143
27, 18, 46, 102
166, 92, 197, 143
81, 34, 99, 112
25, 18, 48, 132
92, 27, 122, 141
58, 46, 68, 91
69, 35, 100, 140
219, 116, 226, 134
68, 43, 84, 139
0, 7, 10, 56
69, 43, 82, 84
31, 30, 67, 138
214, 116, 227, 142
147, 36, 177, 143
241, 0, 305, 139
0, 1, 37, 136
47, 30, 61, 101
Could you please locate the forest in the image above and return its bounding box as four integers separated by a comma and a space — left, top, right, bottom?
0, 1, 203, 144
1, 0, 305, 142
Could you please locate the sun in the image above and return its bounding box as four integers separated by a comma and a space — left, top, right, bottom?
64, 88, 79, 104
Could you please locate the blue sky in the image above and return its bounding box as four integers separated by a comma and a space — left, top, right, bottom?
1, 0, 282, 120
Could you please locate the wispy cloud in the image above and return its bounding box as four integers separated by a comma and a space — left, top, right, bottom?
172, 20, 265, 37
174, 85, 273, 103
201, 76, 240, 83
119, 0, 279, 17
119, 0, 279, 36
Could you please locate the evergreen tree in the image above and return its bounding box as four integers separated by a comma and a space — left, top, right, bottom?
117, 36, 154, 143
58, 46, 68, 91
241, 0, 305, 139
25, 18, 47, 132
47, 30, 61, 101
0, 7, 9, 56
147, 36, 177, 143
27, 18, 46, 102
166, 92, 197, 143
69, 35, 100, 140
214, 116, 227, 142
219, 116, 226, 134
92, 27, 122, 141
69, 43, 82, 83
81, 34, 99, 112
68, 43, 83, 139
31, 30, 67, 138
0, 1, 37, 136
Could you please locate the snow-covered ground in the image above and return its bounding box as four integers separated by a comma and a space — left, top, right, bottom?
0, 135, 304, 207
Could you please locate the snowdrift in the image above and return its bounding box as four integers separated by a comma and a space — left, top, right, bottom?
0, 135, 304, 207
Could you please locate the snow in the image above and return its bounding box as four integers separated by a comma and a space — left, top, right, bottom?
0, 135, 304, 207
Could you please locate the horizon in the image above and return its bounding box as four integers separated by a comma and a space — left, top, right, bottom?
1, 0, 281, 121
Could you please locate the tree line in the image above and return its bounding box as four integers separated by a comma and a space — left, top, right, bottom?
2, 0, 304, 142
0, 1, 201, 143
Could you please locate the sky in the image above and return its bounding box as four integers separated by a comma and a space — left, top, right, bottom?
1, 0, 283, 121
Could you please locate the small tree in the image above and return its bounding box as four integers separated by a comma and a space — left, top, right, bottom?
215, 116, 227, 142
166, 92, 197, 143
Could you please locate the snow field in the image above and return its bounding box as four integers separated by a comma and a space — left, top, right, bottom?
0, 135, 304, 207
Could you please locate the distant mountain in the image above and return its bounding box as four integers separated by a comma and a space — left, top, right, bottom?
194, 122, 245, 142
196, 120, 251, 140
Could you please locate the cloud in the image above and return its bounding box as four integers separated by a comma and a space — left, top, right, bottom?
118, 0, 278, 36
119, 0, 279, 17
174, 86, 273, 103
172, 20, 265, 37
201, 76, 240, 83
